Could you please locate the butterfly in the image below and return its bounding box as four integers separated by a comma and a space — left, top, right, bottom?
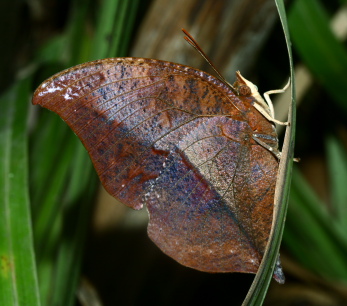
32, 30, 288, 282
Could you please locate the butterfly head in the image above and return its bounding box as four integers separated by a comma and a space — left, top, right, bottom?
233, 71, 270, 115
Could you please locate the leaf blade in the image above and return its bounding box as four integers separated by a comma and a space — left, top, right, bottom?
0, 79, 41, 306
288, 0, 347, 114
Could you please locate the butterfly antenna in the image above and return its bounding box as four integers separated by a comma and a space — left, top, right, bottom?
182, 29, 234, 88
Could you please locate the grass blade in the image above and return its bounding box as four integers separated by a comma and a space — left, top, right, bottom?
0, 78, 41, 306
326, 135, 347, 230
288, 0, 347, 114
90, 0, 122, 60
283, 167, 347, 282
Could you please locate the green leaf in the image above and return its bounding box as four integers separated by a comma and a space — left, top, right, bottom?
288, 0, 347, 114
91, 0, 140, 59
30, 123, 82, 305
64, 0, 93, 65
243, 0, 296, 304
326, 135, 347, 230
0, 79, 41, 306
284, 167, 347, 282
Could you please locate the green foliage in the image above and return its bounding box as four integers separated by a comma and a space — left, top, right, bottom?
0, 78, 41, 306
283, 0, 347, 286
284, 165, 347, 282
289, 0, 347, 114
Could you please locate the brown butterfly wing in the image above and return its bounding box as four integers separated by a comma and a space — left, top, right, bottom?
146, 116, 277, 273
33, 57, 278, 275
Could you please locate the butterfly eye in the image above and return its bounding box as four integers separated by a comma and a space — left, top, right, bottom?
239, 85, 251, 96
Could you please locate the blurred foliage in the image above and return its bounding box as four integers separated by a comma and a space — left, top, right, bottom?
283, 0, 347, 285
0, 0, 347, 305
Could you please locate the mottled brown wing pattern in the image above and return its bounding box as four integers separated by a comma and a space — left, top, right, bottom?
33, 57, 278, 275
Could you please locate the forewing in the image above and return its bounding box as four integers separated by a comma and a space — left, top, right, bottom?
32, 57, 243, 210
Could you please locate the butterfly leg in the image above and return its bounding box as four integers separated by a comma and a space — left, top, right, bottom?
258, 78, 291, 126
252, 134, 282, 160
253, 134, 300, 162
